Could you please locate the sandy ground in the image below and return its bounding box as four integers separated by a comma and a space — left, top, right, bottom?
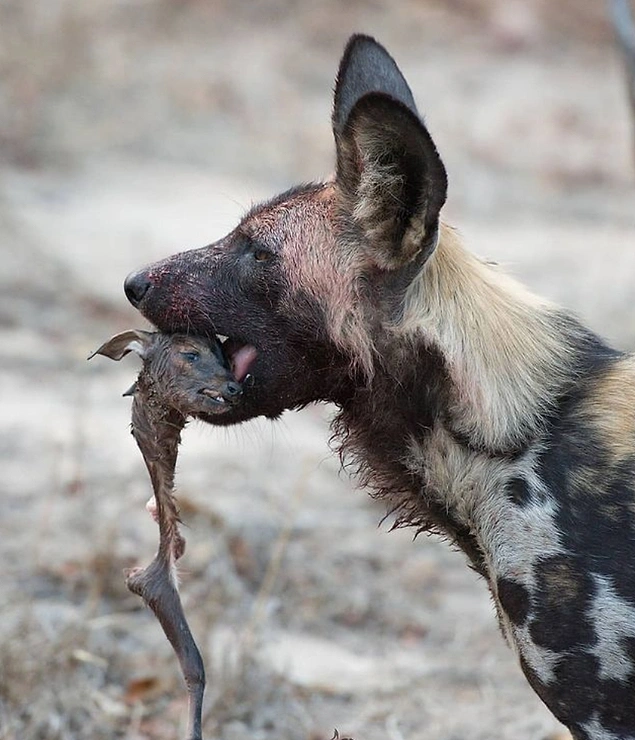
1, 2, 635, 739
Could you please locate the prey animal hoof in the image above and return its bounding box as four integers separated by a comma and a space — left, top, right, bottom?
124, 565, 148, 597
124, 565, 145, 580
174, 531, 186, 560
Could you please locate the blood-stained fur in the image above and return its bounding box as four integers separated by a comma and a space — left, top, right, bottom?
124, 35, 635, 740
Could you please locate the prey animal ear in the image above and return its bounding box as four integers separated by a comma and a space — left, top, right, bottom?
333, 35, 447, 270
88, 330, 154, 361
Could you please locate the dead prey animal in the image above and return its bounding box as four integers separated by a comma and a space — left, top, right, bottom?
90, 329, 242, 740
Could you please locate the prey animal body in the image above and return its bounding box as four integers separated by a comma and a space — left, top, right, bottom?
123, 36, 635, 740
91, 330, 242, 740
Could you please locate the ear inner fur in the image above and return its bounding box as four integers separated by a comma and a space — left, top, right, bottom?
335, 93, 447, 271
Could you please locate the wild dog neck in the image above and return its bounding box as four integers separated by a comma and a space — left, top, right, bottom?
395, 223, 591, 454
333, 219, 615, 519
333, 223, 616, 569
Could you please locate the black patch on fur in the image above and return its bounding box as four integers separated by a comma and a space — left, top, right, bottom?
542, 652, 635, 733
537, 330, 635, 607
516, 653, 598, 740
519, 651, 635, 734
529, 555, 597, 652
505, 476, 532, 506
549, 653, 599, 726
596, 675, 635, 734
623, 634, 635, 673
497, 577, 531, 626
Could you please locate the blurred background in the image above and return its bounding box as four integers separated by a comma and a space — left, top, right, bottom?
1, 1, 634, 739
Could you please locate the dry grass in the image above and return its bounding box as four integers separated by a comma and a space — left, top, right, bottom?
0, 519, 319, 740
0, 613, 128, 740
0, 611, 314, 740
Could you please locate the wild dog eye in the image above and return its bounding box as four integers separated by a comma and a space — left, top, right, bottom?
180, 350, 200, 363
253, 248, 273, 263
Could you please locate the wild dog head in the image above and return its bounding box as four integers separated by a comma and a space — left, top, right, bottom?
124, 35, 447, 425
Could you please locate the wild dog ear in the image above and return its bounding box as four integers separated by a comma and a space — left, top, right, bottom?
333, 35, 447, 270
88, 330, 154, 361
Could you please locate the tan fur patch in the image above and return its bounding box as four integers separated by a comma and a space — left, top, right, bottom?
581, 356, 635, 464
398, 223, 578, 450
567, 465, 603, 499
541, 559, 583, 607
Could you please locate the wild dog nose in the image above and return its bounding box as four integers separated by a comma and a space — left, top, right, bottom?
223, 380, 243, 400
124, 270, 151, 307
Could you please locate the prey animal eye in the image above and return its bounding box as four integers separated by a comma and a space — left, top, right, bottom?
253, 248, 273, 263
180, 350, 200, 363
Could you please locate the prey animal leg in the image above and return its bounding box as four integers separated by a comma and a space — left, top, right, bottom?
145, 495, 186, 559
90, 328, 241, 738
126, 531, 205, 740
127, 402, 206, 740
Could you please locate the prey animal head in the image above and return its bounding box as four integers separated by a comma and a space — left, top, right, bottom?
90, 330, 243, 415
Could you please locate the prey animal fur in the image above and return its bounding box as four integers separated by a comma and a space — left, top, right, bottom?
90, 329, 242, 740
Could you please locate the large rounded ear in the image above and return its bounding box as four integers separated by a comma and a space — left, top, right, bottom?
333, 35, 447, 270
88, 330, 154, 361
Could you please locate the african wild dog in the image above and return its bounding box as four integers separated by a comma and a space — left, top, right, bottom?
123, 35, 635, 740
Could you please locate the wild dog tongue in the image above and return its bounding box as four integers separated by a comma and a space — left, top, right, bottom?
230, 345, 257, 382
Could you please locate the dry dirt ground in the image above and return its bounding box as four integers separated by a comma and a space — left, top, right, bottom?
1, 2, 635, 739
